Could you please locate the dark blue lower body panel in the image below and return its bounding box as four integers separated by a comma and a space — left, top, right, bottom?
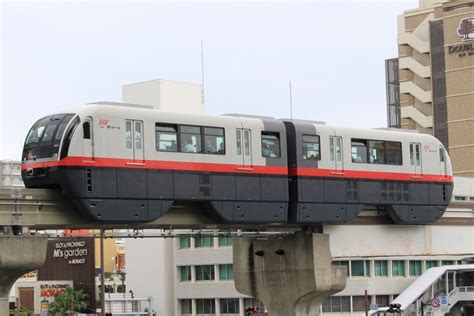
290, 177, 453, 224
22, 166, 453, 224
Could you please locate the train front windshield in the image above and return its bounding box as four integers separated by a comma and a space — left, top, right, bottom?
22, 114, 75, 161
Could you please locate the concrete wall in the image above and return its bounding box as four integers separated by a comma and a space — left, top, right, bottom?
125, 233, 174, 316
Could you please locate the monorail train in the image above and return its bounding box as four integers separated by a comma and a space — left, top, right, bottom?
21, 102, 454, 224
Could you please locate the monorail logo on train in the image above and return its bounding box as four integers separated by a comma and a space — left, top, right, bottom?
98, 118, 120, 130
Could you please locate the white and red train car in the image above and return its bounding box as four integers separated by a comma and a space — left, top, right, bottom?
21, 102, 453, 224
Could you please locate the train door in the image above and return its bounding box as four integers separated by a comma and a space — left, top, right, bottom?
329, 135, 344, 174
125, 119, 144, 165
439, 146, 447, 176
410, 143, 422, 177
82, 117, 94, 162
236, 128, 253, 170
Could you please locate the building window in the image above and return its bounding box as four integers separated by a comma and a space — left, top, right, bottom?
333, 261, 350, 276
220, 298, 239, 315
196, 265, 215, 281
351, 139, 368, 163
351, 260, 370, 277
302, 135, 320, 160
426, 260, 438, 269
442, 260, 454, 266
376, 295, 389, 307
196, 299, 215, 315
179, 237, 190, 249
392, 260, 406, 277
374, 260, 388, 277
409, 260, 422, 276
261, 132, 281, 158
156, 124, 178, 152
195, 236, 214, 248
454, 196, 467, 201
322, 296, 350, 312
369, 140, 385, 164
219, 264, 234, 280
352, 296, 367, 312
179, 266, 191, 282
180, 299, 192, 315
204, 127, 225, 154
180, 125, 202, 153
218, 236, 233, 247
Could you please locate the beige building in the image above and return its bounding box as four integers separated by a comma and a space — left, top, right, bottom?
387, 0, 474, 177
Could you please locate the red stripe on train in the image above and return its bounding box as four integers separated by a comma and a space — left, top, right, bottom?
21, 156, 453, 183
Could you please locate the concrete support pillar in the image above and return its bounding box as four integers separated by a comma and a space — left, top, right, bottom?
233, 232, 346, 316
0, 235, 48, 314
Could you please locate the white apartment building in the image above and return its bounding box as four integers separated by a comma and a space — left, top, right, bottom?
0, 160, 24, 188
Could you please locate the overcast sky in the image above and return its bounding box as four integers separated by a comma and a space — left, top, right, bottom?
0, 0, 417, 160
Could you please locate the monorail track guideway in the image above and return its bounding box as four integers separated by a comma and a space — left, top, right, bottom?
0, 188, 353, 316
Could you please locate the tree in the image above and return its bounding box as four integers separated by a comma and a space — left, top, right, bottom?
48, 287, 90, 315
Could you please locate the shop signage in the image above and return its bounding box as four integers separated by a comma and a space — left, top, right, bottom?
449, 17, 474, 58
40, 283, 70, 297
457, 17, 474, 41
53, 240, 88, 265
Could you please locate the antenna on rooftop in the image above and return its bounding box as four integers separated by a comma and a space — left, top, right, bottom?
201, 40, 205, 106
289, 80, 293, 120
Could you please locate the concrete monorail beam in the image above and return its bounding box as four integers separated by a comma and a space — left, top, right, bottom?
0, 235, 48, 314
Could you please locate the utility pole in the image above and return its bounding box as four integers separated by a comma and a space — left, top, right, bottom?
100, 229, 105, 316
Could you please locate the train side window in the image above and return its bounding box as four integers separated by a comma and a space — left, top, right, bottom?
409, 144, 414, 165
244, 130, 250, 156
336, 137, 342, 161
261, 132, 280, 158
125, 120, 132, 149
415, 144, 421, 166
386, 142, 402, 165
351, 139, 368, 163
439, 147, 445, 162
204, 127, 225, 155
236, 130, 242, 156
180, 125, 202, 153
330, 137, 335, 161
156, 124, 178, 152
135, 121, 143, 150
83, 122, 91, 139
303, 135, 320, 160
368, 140, 385, 164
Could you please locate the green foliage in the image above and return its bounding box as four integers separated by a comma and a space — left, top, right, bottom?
117, 284, 126, 293
48, 287, 89, 315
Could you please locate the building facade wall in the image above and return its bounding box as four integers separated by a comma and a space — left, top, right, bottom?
394, 0, 473, 177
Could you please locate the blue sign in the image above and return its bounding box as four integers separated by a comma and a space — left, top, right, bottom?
370, 304, 379, 310
441, 296, 448, 305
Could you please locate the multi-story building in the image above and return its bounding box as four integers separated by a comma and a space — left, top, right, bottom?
126, 176, 474, 316
386, 0, 473, 177
0, 159, 24, 188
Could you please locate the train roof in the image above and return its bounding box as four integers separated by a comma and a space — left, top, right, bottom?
67, 102, 442, 144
